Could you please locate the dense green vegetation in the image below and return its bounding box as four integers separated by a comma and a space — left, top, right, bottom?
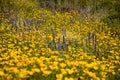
38, 0, 120, 21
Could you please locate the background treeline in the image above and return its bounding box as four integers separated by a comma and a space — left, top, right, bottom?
0, 0, 120, 28
38, 0, 120, 28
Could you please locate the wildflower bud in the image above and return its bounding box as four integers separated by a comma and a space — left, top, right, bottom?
9, 19, 14, 26
30, 20, 33, 26
62, 36, 66, 50
92, 33, 97, 51
28, 27, 31, 31
22, 31, 25, 40
56, 38, 61, 50
26, 18, 29, 26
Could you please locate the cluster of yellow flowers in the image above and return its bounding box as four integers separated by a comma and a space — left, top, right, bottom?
0, 8, 119, 80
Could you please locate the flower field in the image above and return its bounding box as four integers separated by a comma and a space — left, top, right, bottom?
0, 8, 120, 80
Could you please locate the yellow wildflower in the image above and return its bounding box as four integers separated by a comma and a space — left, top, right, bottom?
60, 63, 66, 68
64, 77, 74, 80
43, 70, 52, 76
56, 74, 63, 80
61, 69, 67, 75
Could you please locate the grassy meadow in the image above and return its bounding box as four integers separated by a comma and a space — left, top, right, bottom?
0, 7, 120, 80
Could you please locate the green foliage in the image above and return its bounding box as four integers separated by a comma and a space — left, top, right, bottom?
36, 0, 120, 29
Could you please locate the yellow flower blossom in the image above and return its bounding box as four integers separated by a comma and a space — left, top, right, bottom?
60, 69, 67, 75
59, 63, 67, 68
0, 70, 5, 76
66, 68, 74, 75
64, 77, 74, 80
31, 68, 40, 73
56, 74, 63, 80
43, 70, 52, 76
